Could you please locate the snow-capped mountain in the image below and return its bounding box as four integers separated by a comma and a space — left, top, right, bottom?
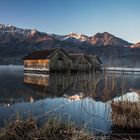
0, 24, 36, 38
52, 32, 132, 47
0, 24, 132, 47
51, 33, 88, 43
130, 42, 140, 48
88, 32, 132, 47
0, 24, 57, 47
0, 23, 139, 67
65, 33, 88, 41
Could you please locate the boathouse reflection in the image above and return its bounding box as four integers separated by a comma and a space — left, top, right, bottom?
23, 72, 129, 102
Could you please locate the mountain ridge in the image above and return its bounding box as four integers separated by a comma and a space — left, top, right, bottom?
0, 23, 134, 47
0, 23, 139, 67
130, 42, 140, 48
51, 32, 133, 47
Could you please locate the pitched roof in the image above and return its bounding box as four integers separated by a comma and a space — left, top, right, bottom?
23, 49, 57, 60
69, 54, 101, 65
93, 55, 102, 64
69, 54, 83, 61
23, 48, 102, 64
85, 55, 102, 64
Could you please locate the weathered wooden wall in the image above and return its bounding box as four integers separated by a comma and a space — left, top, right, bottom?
88, 56, 101, 71
23, 50, 101, 72
24, 59, 49, 70
49, 50, 72, 71
72, 56, 92, 71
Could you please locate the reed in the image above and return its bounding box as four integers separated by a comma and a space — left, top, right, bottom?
0, 116, 137, 140
0, 117, 94, 140
111, 101, 140, 129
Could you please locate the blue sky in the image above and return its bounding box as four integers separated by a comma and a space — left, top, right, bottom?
0, 0, 140, 43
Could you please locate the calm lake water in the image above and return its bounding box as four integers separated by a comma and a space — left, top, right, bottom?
0, 66, 140, 134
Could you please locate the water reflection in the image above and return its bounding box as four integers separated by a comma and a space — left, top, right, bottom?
23, 72, 140, 102
0, 67, 140, 134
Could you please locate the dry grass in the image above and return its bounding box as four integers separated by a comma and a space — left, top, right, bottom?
0, 117, 94, 140
111, 101, 140, 129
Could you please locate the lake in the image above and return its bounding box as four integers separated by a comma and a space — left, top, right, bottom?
0, 66, 140, 135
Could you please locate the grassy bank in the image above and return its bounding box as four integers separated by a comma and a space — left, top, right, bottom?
111, 101, 140, 129
0, 117, 94, 140
0, 114, 138, 140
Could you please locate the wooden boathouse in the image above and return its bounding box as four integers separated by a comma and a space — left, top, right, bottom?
23, 48, 102, 73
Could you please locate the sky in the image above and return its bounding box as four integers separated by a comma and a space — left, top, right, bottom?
0, 0, 140, 43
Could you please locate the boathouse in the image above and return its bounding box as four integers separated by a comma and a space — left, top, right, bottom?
23, 48, 101, 72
